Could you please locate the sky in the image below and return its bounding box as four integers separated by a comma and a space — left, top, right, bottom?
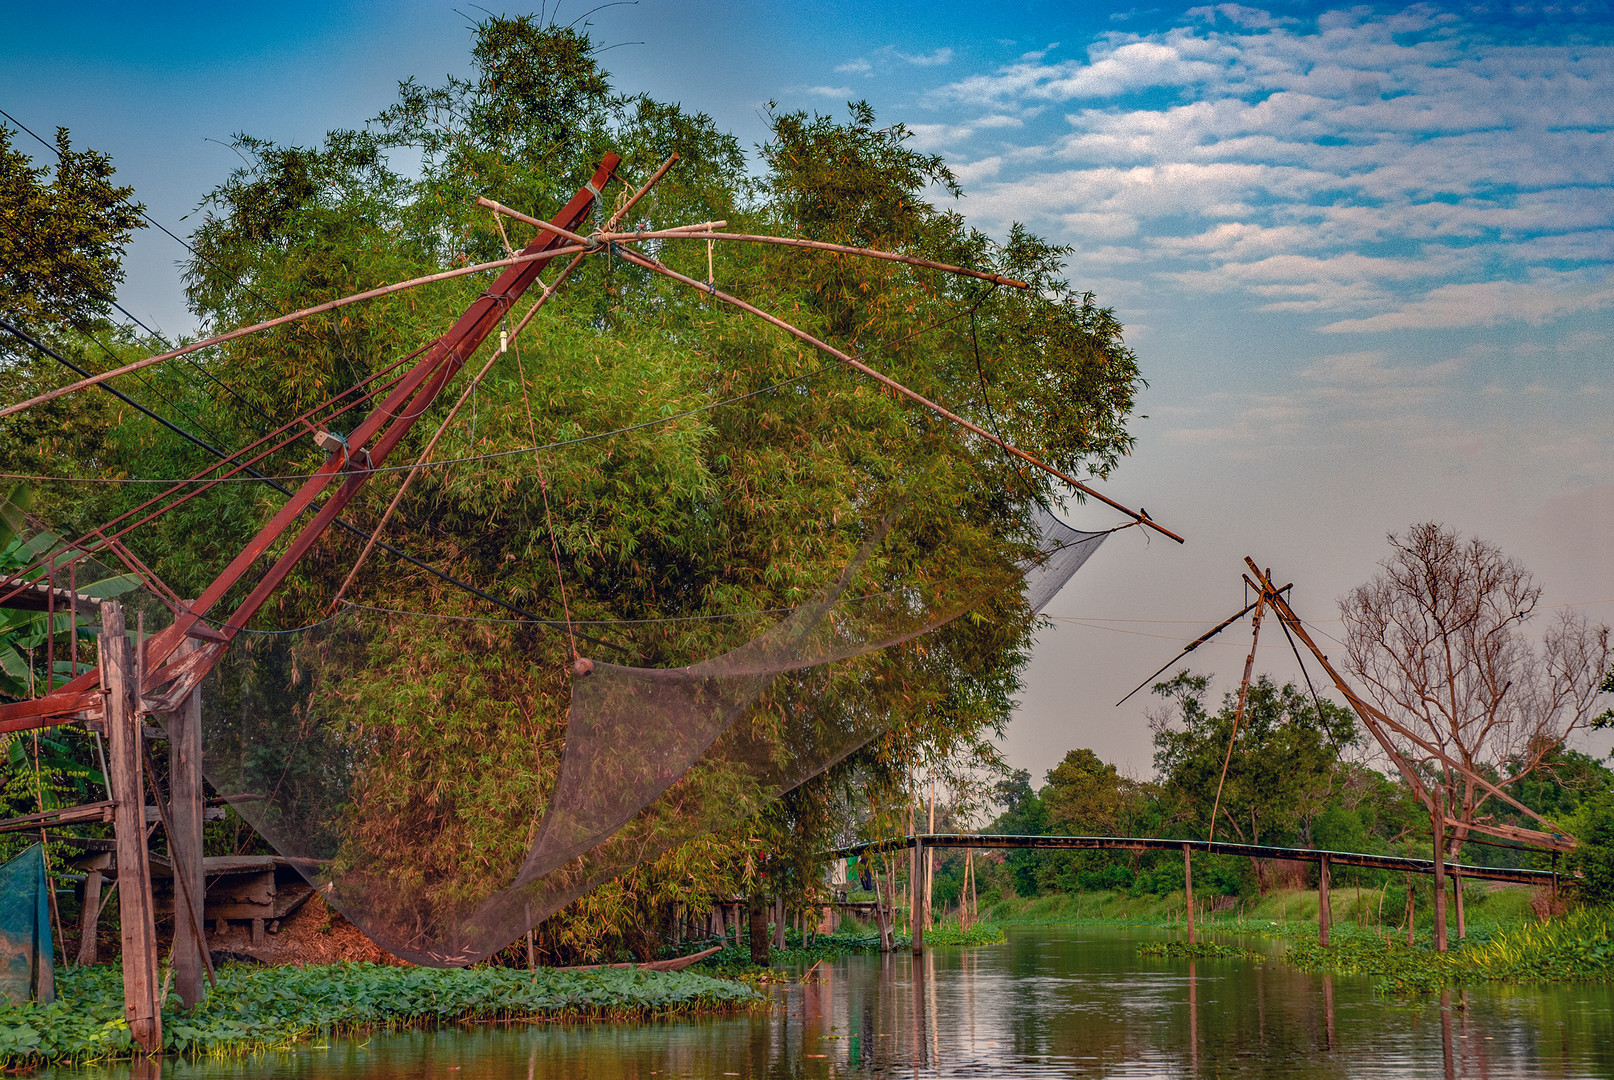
2, 0, 1611, 783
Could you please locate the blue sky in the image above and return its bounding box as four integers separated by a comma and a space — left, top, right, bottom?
3, 1, 1611, 782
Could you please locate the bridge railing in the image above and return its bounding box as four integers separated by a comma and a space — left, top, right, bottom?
828, 833, 1565, 887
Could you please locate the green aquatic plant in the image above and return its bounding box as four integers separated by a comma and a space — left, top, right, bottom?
1137, 940, 1258, 960
0, 961, 759, 1067
923, 921, 1006, 946
1282, 909, 1614, 995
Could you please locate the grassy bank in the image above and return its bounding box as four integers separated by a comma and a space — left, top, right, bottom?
0, 961, 760, 1067
984, 881, 1540, 931
982, 886, 1613, 993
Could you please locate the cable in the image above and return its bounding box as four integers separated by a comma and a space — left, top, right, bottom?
0, 106, 357, 434
0, 318, 626, 649
0, 317, 265, 476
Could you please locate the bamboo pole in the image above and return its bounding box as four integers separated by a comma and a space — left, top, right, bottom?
926, 782, 935, 932
1210, 592, 1265, 841
1431, 802, 1448, 953
911, 834, 925, 957
478, 197, 1031, 289
1184, 843, 1195, 945
609, 244, 1184, 543
0, 244, 605, 421
1318, 854, 1332, 946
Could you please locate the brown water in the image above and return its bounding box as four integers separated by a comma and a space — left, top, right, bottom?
50, 925, 1614, 1078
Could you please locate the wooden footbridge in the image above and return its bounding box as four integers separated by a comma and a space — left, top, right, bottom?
832, 832, 1567, 954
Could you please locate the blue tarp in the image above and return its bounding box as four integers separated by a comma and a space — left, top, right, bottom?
0, 844, 54, 1004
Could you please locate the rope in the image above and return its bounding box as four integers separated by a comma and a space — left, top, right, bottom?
509, 314, 580, 662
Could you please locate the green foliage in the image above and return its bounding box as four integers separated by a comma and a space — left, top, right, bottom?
1137, 939, 1258, 960
0, 484, 140, 702
0, 960, 758, 1066
0, 124, 144, 329
1564, 792, 1614, 905
1284, 911, 1614, 994
695, 919, 1003, 976
1151, 672, 1357, 851
923, 920, 1005, 946
1043, 748, 1130, 835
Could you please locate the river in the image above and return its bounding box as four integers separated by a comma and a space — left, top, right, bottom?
46, 925, 1614, 1078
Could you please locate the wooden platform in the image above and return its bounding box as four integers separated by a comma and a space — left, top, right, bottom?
70, 845, 315, 945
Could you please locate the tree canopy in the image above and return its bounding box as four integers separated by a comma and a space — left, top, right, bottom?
0, 124, 143, 331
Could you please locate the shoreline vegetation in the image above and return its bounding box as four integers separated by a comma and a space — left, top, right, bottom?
3, 894, 1609, 1067
0, 963, 760, 1068
980, 886, 1614, 993
0, 922, 1007, 1068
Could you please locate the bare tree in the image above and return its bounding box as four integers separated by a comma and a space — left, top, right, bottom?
1340, 522, 1611, 948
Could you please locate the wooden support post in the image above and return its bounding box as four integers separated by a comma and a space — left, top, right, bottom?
1431, 807, 1448, 952
1183, 843, 1195, 945
910, 836, 924, 956
77, 869, 103, 965
167, 639, 206, 1006
103, 602, 161, 1052
1452, 862, 1465, 940
1318, 854, 1332, 946
925, 783, 935, 931
961, 845, 974, 923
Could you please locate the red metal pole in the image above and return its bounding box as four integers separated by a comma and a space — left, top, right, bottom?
0, 154, 621, 734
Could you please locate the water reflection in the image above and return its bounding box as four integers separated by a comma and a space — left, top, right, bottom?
47, 925, 1614, 1079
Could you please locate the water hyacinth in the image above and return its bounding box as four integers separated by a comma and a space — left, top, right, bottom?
1282, 910, 1614, 995
0, 962, 760, 1067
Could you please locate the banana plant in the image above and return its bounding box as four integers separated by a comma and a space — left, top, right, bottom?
0, 483, 140, 701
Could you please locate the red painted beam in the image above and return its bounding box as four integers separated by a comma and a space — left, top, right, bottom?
0, 155, 622, 734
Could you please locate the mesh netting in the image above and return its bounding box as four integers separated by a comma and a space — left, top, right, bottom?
1023, 505, 1108, 614
185, 504, 1106, 965
0, 844, 54, 1005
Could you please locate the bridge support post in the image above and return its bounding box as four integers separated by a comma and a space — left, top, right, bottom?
1318, 854, 1332, 946
910, 836, 924, 956
1183, 843, 1195, 945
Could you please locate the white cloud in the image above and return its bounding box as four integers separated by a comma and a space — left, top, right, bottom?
897, 47, 955, 67
905, 123, 976, 151
941, 38, 1231, 104
974, 113, 1025, 130
918, 7, 1614, 335
835, 58, 872, 75
1319, 275, 1614, 332
1299, 350, 1464, 386
803, 85, 852, 99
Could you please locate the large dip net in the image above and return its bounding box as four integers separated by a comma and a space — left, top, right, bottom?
186, 500, 1110, 965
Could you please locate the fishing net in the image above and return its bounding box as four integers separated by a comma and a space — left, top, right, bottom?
186, 501, 1108, 965
0, 844, 54, 1004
